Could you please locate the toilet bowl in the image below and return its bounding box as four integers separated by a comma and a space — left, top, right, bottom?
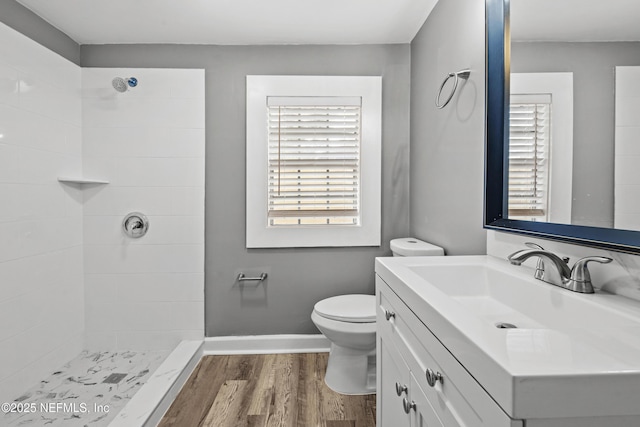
312, 237, 444, 395
312, 294, 377, 395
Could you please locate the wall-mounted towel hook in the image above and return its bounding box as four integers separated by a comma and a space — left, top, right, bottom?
435, 69, 471, 109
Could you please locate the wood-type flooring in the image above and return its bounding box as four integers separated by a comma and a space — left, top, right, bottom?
158, 352, 376, 427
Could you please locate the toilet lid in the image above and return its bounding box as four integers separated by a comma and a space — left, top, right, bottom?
314, 294, 376, 323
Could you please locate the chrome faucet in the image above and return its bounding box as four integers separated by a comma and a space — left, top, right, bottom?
522, 242, 546, 280
508, 248, 612, 294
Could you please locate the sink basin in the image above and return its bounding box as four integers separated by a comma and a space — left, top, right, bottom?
375, 255, 640, 420
407, 263, 640, 331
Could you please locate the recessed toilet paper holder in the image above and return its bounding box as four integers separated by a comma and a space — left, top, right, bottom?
123, 212, 149, 238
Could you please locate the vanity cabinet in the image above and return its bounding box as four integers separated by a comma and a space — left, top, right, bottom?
376, 275, 522, 427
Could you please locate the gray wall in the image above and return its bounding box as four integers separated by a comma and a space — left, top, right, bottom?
511, 42, 640, 228
409, 0, 487, 255
81, 44, 411, 336
0, 0, 79, 64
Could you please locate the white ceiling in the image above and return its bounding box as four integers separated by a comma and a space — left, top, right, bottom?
16, 0, 438, 45
511, 0, 640, 42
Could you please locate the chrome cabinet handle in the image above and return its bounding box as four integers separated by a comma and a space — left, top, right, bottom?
384, 309, 395, 321
426, 368, 444, 387
402, 397, 416, 414
395, 382, 408, 396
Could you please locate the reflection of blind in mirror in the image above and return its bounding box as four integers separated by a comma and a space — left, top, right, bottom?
509, 94, 551, 221
266, 97, 361, 227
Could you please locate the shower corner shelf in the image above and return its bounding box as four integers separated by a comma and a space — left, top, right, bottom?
57, 177, 110, 185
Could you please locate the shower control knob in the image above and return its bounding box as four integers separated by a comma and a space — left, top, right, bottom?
123, 212, 149, 238
384, 309, 396, 321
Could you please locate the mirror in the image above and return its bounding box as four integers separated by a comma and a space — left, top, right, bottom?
485, 0, 640, 254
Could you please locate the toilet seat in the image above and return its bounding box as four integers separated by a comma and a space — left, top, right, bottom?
314, 294, 376, 323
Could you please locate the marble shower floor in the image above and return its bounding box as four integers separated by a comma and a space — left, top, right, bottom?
3, 349, 169, 427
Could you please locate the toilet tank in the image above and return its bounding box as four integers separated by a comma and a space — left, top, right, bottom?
390, 238, 444, 257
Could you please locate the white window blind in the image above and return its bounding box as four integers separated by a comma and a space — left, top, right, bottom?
267, 97, 361, 226
508, 94, 551, 221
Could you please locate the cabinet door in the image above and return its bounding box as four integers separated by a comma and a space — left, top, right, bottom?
378, 333, 411, 427
409, 374, 444, 427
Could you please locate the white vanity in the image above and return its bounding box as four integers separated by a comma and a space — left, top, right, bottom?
376, 255, 640, 427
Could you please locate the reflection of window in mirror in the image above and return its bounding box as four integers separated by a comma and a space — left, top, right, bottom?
614, 66, 640, 231
509, 73, 574, 224
508, 95, 550, 222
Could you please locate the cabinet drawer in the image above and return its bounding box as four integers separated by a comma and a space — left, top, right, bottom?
410, 372, 444, 427
377, 276, 521, 427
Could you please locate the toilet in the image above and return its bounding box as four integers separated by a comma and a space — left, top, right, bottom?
311, 238, 444, 395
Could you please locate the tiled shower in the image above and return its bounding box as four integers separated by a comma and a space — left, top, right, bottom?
0, 21, 205, 424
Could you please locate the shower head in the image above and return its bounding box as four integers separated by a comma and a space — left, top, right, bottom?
112, 77, 128, 93
112, 76, 139, 93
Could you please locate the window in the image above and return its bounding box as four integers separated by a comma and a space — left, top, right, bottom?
508, 95, 551, 221
246, 76, 381, 248
510, 72, 574, 224
267, 98, 361, 227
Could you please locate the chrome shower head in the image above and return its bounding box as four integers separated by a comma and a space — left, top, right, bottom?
112, 76, 138, 93
112, 77, 128, 93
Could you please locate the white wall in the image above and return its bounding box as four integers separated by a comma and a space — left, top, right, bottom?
615, 66, 640, 231
0, 22, 83, 403
81, 68, 205, 350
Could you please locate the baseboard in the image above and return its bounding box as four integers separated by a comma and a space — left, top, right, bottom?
203, 334, 331, 355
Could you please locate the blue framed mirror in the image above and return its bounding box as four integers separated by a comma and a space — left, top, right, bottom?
484, 0, 640, 254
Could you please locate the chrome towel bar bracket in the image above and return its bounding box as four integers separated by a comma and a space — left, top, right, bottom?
435, 69, 471, 109
237, 273, 268, 282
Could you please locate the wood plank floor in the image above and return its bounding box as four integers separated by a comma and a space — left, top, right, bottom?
159, 353, 376, 427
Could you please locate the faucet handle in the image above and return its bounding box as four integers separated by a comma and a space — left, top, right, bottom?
568, 256, 613, 293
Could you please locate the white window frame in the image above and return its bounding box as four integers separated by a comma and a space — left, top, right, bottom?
511, 72, 573, 224
508, 94, 552, 221
246, 75, 382, 248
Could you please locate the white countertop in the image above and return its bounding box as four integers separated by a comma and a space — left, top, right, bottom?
375, 255, 640, 419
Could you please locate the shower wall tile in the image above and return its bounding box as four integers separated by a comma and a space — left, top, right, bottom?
84, 215, 204, 246
115, 330, 204, 352
0, 23, 83, 404
83, 186, 174, 215
0, 143, 21, 183
83, 127, 150, 157
84, 244, 204, 274
0, 64, 20, 107
82, 67, 205, 351
146, 128, 206, 158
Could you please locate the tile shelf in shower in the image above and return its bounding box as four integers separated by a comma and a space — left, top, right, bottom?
57, 176, 110, 185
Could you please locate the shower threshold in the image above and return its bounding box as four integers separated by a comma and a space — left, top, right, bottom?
3, 341, 202, 427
